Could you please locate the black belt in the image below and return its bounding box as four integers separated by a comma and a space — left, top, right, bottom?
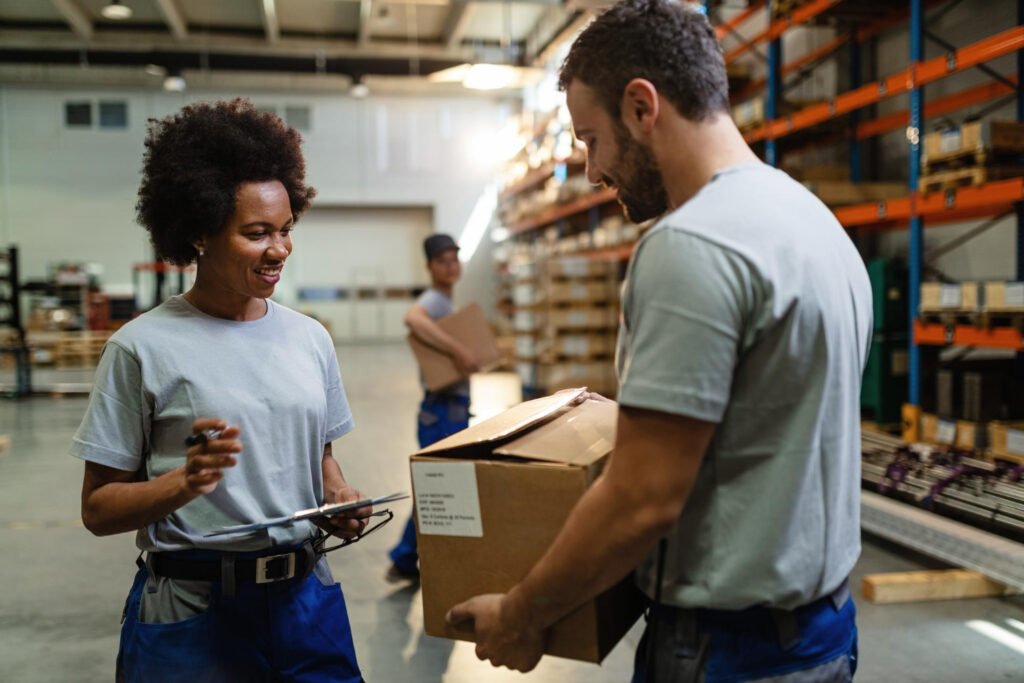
150, 543, 316, 587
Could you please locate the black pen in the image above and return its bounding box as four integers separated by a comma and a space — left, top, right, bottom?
184, 429, 223, 448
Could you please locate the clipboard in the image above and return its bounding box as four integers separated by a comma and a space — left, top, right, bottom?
204, 491, 409, 537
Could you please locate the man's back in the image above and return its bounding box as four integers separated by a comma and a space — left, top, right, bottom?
618, 162, 873, 610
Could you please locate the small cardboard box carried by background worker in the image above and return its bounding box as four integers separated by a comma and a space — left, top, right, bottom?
408, 303, 501, 391
410, 389, 644, 663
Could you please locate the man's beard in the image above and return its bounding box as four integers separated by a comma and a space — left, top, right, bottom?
608, 123, 669, 224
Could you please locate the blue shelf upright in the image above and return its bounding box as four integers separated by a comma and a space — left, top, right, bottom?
908, 0, 924, 407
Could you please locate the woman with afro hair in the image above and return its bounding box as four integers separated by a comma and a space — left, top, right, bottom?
71, 98, 367, 683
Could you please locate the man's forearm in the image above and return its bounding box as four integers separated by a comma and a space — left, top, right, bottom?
506, 471, 675, 630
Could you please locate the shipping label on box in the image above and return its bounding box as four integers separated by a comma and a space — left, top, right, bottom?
1006, 429, 1024, 455
412, 462, 483, 537
939, 285, 962, 309
1006, 283, 1024, 308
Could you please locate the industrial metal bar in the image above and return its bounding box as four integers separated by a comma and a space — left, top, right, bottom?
857, 79, 1017, 140
766, 1, 781, 167
746, 27, 1024, 143
723, 0, 843, 63
849, 33, 862, 182
925, 30, 1018, 90
1017, 0, 1024, 282
908, 0, 924, 407
862, 491, 1024, 592
714, 0, 765, 42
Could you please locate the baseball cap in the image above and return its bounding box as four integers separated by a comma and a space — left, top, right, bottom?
424, 234, 460, 260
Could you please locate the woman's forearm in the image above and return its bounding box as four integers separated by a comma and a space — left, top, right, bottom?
82, 465, 199, 536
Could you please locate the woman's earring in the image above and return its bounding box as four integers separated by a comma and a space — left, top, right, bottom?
197, 249, 205, 257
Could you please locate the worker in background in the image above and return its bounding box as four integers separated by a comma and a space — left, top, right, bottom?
73, 99, 368, 682
448, 1, 871, 681
387, 234, 478, 581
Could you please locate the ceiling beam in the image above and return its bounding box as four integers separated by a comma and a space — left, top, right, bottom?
259, 0, 280, 44
50, 0, 93, 41
0, 30, 475, 62
358, 0, 373, 48
442, 1, 473, 51
154, 0, 188, 41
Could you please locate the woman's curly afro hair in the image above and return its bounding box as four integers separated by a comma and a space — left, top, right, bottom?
136, 98, 316, 265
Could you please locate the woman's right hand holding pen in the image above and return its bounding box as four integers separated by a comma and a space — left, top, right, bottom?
184, 418, 241, 496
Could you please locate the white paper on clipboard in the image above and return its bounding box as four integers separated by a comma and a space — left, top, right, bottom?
204, 491, 409, 537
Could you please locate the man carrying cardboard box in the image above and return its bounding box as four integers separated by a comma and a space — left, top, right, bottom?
448, 1, 871, 681
387, 233, 480, 580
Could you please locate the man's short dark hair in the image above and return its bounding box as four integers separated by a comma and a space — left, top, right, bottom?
136, 98, 316, 265
558, 0, 729, 122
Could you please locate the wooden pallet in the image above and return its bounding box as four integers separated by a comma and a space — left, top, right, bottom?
55, 332, 110, 367
918, 165, 1024, 194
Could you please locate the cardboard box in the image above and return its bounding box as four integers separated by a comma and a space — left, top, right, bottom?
919, 282, 980, 312
920, 412, 957, 446
411, 390, 645, 663
988, 421, 1024, 464
923, 120, 1024, 165
549, 281, 618, 305
547, 257, 618, 279
955, 421, 986, 450
408, 303, 500, 391
540, 361, 617, 395
983, 281, 1024, 311
548, 307, 618, 331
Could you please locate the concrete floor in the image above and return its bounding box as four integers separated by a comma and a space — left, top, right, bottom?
1, 343, 1023, 682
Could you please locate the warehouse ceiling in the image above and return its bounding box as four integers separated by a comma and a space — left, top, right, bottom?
0, 0, 595, 92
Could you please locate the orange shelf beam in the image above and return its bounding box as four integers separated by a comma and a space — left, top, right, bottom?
582, 243, 637, 262
732, 8, 909, 103
834, 178, 1024, 229
915, 320, 1024, 350
506, 188, 617, 235
856, 78, 1017, 140
715, 1, 765, 42
724, 0, 844, 63
745, 27, 1024, 143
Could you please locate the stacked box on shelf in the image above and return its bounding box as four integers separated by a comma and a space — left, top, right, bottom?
919, 281, 981, 315
919, 120, 1024, 193
535, 257, 621, 397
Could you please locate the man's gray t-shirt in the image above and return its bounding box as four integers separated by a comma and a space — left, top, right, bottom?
417, 287, 469, 397
618, 162, 872, 610
71, 296, 354, 552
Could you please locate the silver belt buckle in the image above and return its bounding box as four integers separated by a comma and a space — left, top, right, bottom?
255, 552, 296, 584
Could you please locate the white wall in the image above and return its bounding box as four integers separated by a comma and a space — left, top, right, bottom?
0, 85, 514, 328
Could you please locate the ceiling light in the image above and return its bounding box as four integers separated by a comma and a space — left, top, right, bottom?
350, 78, 370, 99
144, 64, 166, 77
163, 71, 186, 92
101, 1, 133, 20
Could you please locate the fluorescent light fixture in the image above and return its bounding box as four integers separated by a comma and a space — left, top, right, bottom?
428, 64, 472, 83
163, 74, 186, 92
459, 184, 499, 263
463, 64, 519, 91
101, 1, 133, 20
428, 63, 544, 91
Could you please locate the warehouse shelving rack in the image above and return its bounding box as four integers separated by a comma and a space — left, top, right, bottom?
499, 1, 1024, 381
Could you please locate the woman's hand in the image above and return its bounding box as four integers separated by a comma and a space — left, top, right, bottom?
183, 418, 241, 496
318, 485, 372, 540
